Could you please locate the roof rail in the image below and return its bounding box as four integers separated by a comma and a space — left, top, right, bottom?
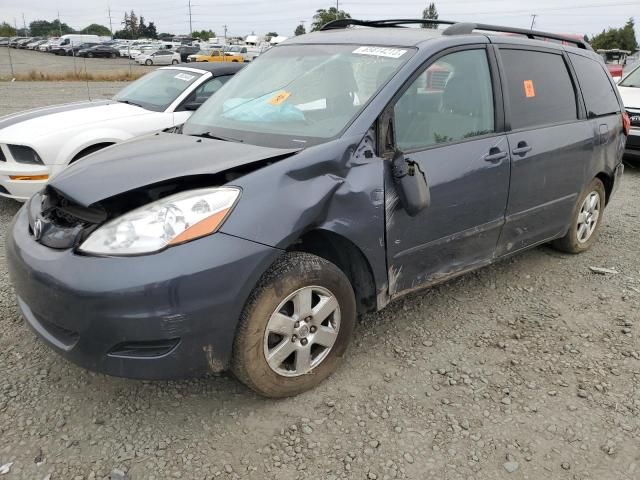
320, 18, 592, 51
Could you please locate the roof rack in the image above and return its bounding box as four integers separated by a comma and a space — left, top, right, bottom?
320, 18, 592, 50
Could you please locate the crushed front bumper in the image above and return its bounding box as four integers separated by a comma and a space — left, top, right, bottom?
6, 206, 282, 379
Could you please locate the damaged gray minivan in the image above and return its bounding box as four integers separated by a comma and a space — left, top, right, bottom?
7, 20, 627, 397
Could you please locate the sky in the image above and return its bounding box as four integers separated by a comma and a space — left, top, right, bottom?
2, 0, 638, 40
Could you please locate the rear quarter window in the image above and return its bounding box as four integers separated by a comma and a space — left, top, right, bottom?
569, 53, 620, 117
500, 49, 578, 130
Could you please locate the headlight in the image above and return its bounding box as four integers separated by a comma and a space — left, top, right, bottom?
8, 145, 44, 165
79, 187, 240, 256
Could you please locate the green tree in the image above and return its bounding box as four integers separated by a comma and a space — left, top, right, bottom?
422, 3, 439, 29
191, 29, 215, 41
143, 21, 158, 39
294, 24, 306, 36
590, 18, 638, 51
29, 19, 74, 37
311, 7, 351, 31
0, 22, 17, 36
81, 24, 111, 36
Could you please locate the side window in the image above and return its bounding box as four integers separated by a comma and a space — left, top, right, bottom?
500, 49, 577, 130
394, 49, 495, 151
569, 53, 620, 117
193, 76, 233, 99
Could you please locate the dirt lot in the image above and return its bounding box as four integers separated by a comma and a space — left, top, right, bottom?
0, 84, 639, 480
0, 47, 155, 78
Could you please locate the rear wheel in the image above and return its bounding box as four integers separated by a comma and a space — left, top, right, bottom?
232, 252, 356, 398
110, 52, 116, 59
145, 59, 152, 66
87, 52, 93, 58
552, 178, 605, 254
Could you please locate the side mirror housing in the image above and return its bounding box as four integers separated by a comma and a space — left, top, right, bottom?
391, 150, 430, 216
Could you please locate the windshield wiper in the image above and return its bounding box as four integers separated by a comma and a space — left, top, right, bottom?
117, 99, 145, 108
191, 131, 243, 143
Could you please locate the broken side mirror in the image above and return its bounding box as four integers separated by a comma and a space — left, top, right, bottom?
391, 150, 430, 216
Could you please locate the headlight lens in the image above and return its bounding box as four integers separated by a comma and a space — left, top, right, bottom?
8, 145, 44, 165
79, 187, 240, 256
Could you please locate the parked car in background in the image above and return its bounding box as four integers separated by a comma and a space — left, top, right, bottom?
8, 37, 27, 48
5, 20, 626, 398
77, 45, 120, 58
0, 63, 243, 200
177, 45, 200, 62
128, 44, 158, 59
38, 39, 59, 51
0, 37, 8, 46
598, 48, 630, 83
225, 44, 263, 62
16, 38, 35, 48
26, 39, 46, 50
136, 50, 181, 65
617, 63, 640, 161
187, 48, 243, 62
66, 42, 99, 56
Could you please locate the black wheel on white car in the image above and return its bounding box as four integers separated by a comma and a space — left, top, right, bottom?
552, 177, 605, 254
145, 59, 152, 66
87, 52, 93, 58
171, 59, 178, 64
232, 252, 356, 398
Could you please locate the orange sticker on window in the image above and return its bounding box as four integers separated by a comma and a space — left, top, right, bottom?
523, 80, 536, 98
268, 91, 291, 106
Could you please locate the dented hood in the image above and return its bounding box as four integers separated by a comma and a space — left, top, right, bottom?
49, 132, 297, 206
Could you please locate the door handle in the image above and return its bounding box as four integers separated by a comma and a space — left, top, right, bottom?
483, 148, 507, 163
512, 141, 532, 156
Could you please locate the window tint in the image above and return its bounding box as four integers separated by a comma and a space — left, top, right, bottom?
501, 50, 577, 130
394, 49, 495, 151
569, 53, 620, 117
194, 75, 232, 99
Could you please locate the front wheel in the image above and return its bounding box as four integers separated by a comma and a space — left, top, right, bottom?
145, 59, 152, 66
232, 252, 356, 398
87, 52, 93, 58
552, 178, 605, 254
171, 59, 178, 64
110, 53, 116, 58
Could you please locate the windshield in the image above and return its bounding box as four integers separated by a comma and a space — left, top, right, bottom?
620, 66, 640, 87
183, 44, 413, 147
113, 69, 202, 112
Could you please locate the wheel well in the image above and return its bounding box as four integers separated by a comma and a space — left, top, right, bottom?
595, 172, 613, 205
71, 142, 114, 163
288, 230, 377, 315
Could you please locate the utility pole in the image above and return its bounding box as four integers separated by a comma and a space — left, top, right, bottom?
22, 13, 27, 35
188, 0, 193, 36
57, 10, 63, 36
223, 24, 228, 42
336, 0, 339, 19
530, 14, 537, 30
107, 6, 113, 35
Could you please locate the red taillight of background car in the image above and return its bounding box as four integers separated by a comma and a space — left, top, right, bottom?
622, 111, 630, 136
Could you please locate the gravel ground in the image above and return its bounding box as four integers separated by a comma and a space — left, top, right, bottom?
0, 47, 155, 78
0, 86, 639, 480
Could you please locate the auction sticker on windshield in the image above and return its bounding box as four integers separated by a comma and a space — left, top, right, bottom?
175, 73, 195, 82
353, 46, 407, 59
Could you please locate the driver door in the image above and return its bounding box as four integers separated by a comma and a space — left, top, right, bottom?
384, 47, 510, 296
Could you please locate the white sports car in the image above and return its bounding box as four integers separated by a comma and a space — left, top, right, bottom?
0, 63, 243, 201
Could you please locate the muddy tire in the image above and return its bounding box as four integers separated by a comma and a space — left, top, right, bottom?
232, 252, 356, 398
552, 178, 605, 254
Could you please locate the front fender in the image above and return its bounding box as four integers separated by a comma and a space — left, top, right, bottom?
55, 129, 135, 165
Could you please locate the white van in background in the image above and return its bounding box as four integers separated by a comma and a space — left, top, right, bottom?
58, 34, 102, 47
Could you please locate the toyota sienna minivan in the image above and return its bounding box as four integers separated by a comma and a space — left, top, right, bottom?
7, 19, 628, 397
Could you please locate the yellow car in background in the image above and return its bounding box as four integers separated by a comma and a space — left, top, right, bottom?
186, 49, 244, 63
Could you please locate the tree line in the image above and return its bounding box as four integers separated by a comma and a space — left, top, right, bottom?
1, 4, 636, 51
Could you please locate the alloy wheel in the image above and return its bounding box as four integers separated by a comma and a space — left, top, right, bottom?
576, 191, 600, 243
263, 286, 341, 377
